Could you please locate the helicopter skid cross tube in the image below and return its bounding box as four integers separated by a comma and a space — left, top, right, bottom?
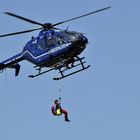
53, 65, 90, 80
53, 56, 90, 80
61, 61, 86, 73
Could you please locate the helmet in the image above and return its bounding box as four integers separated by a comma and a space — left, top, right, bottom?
54, 99, 59, 104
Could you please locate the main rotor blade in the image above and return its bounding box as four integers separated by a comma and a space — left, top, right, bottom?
53, 6, 111, 27
5, 12, 44, 27
0, 27, 42, 38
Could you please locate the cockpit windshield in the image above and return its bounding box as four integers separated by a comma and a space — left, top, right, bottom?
59, 31, 82, 42
44, 34, 62, 48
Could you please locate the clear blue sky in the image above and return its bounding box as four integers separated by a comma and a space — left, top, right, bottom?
0, 0, 140, 140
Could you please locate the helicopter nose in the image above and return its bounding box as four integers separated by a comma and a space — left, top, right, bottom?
78, 35, 88, 45
70, 32, 88, 46
73, 34, 88, 45
82, 36, 88, 44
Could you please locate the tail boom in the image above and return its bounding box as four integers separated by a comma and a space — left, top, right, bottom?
0, 53, 24, 76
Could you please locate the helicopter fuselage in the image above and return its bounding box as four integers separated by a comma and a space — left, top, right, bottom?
0, 29, 88, 76
23, 30, 88, 67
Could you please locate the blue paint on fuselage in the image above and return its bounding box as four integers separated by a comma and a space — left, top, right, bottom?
22, 30, 74, 66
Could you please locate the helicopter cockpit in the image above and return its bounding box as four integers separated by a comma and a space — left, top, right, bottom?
59, 31, 87, 46
44, 31, 63, 48
61, 31, 83, 41
51, 31, 86, 49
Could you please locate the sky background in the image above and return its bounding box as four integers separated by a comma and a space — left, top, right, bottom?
0, 0, 140, 140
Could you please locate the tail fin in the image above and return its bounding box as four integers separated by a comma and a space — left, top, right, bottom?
0, 63, 20, 76
10, 64, 21, 76
0, 63, 5, 72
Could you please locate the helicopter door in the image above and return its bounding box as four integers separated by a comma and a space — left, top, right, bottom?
47, 36, 57, 48
31, 38, 45, 56
38, 37, 46, 51
46, 36, 59, 53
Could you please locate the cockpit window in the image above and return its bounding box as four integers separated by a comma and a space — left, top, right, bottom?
46, 36, 62, 48
47, 37, 57, 47
60, 31, 79, 41
36, 37, 45, 50
59, 31, 71, 41
38, 41, 44, 50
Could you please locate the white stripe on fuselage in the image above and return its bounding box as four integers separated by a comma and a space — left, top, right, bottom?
23, 42, 71, 59
4, 43, 71, 65
4, 55, 23, 65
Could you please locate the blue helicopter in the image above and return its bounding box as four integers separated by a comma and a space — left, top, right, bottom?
0, 7, 111, 80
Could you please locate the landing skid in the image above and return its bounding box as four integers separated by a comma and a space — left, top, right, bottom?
28, 56, 90, 80
28, 67, 56, 78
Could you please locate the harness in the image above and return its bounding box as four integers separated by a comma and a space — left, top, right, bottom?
56, 107, 62, 116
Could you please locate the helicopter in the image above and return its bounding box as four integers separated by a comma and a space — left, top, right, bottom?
0, 6, 111, 80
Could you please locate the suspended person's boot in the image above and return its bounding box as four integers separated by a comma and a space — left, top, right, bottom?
65, 117, 70, 122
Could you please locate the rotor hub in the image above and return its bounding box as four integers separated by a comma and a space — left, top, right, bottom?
43, 23, 53, 29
